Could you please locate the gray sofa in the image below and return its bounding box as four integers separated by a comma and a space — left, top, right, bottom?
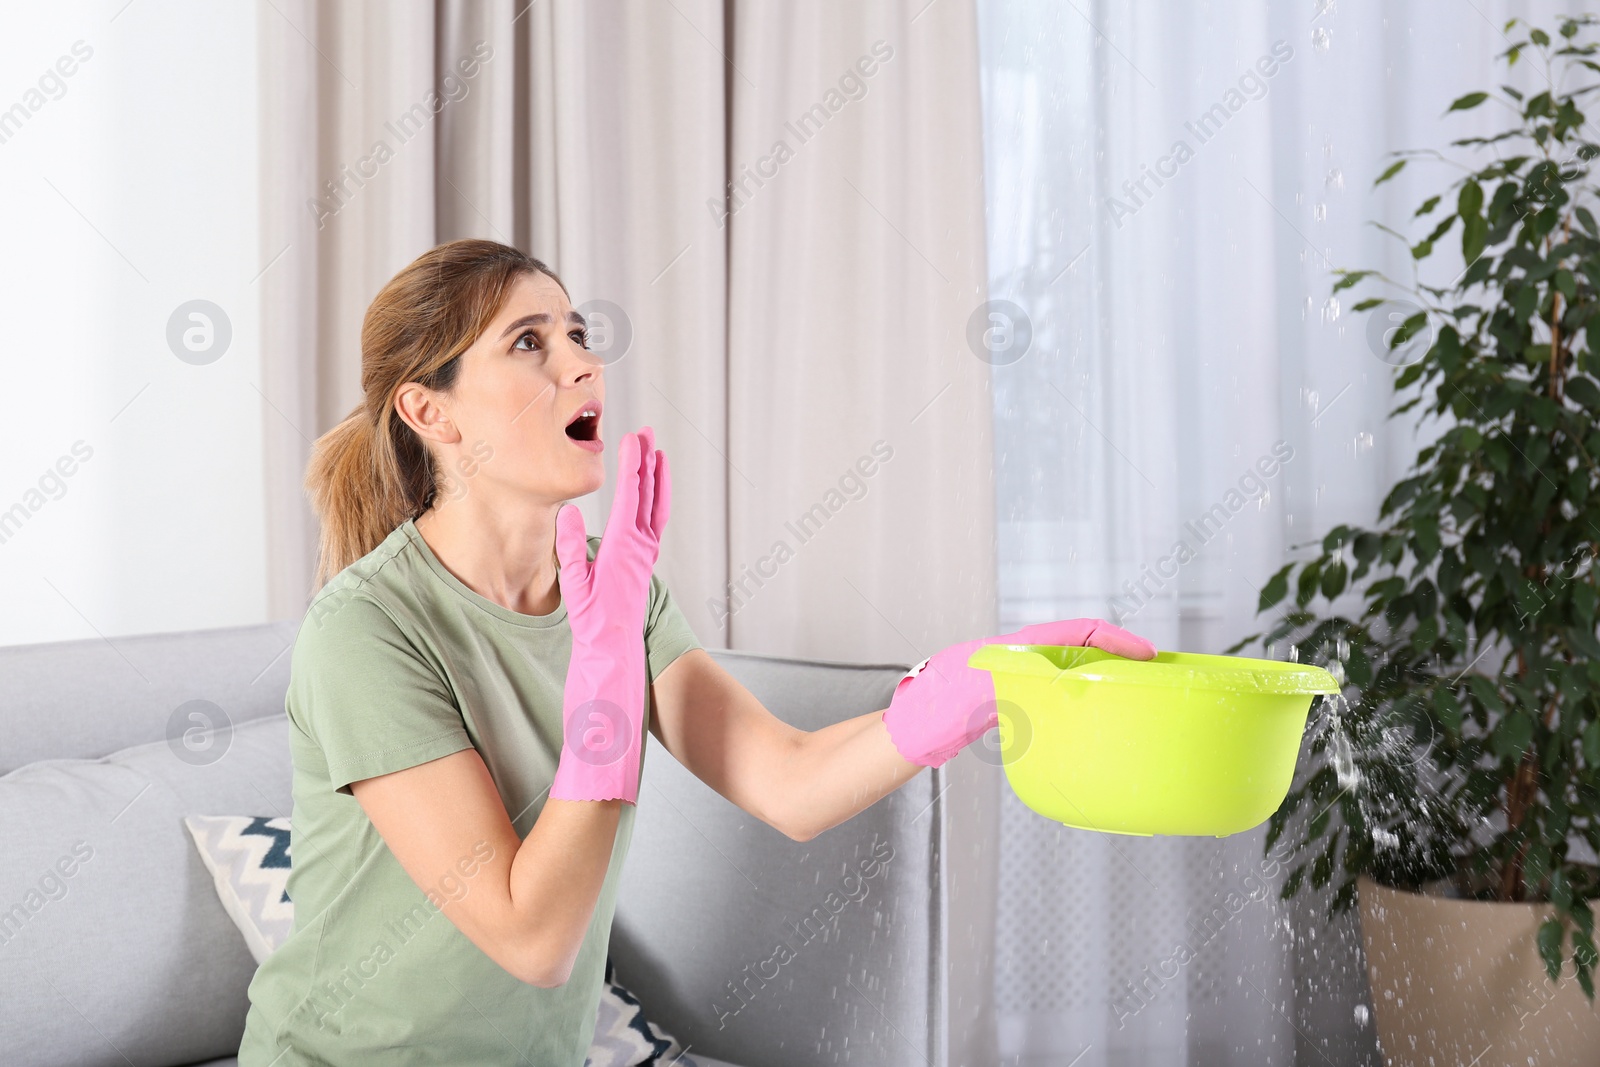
0, 621, 959, 1067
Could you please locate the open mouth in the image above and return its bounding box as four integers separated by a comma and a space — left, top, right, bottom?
565, 402, 601, 442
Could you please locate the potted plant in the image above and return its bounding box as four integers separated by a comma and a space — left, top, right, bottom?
1227, 14, 1600, 1063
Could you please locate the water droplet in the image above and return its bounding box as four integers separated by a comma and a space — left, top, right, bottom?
1313, 27, 1332, 51
1313, 202, 1327, 222
1354, 1004, 1370, 1025
1328, 695, 1362, 790
1321, 296, 1340, 324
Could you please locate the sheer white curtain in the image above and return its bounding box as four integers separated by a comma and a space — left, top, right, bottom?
973, 1, 1564, 1063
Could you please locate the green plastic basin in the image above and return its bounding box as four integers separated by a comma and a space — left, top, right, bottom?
966, 644, 1341, 838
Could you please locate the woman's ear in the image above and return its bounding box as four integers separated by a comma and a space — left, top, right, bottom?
394, 382, 462, 445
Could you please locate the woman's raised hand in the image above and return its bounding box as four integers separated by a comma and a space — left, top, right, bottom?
548, 426, 671, 804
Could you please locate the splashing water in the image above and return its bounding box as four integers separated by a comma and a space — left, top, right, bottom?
1314, 634, 1364, 791
1326, 691, 1362, 791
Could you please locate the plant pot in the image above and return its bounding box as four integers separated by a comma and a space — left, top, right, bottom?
1357, 874, 1600, 1065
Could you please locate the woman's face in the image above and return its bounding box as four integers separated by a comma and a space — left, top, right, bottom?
420, 270, 606, 508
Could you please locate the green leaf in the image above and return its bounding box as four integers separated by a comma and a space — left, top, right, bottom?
1575, 580, 1597, 626
1458, 179, 1484, 218
1436, 687, 1465, 739
1393, 312, 1429, 350
1492, 711, 1534, 759
1415, 195, 1442, 217
1322, 524, 1354, 553
1260, 563, 1294, 611
1449, 92, 1491, 112
1332, 270, 1375, 293
1462, 213, 1488, 265
1311, 832, 1339, 889
1353, 532, 1383, 564
1321, 560, 1349, 600
1583, 719, 1600, 765
1567, 375, 1600, 411
1557, 268, 1577, 302
1309, 805, 1331, 841
1568, 625, 1600, 660
1297, 559, 1326, 608
1468, 675, 1506, 713
1413, 514, 1441, 563
1531, 28, 1551, 48
1374, 159, 1407, 187
1484, 436, 1511, 473
1352, 298, 1385, 312
1538, 917, 1564, 982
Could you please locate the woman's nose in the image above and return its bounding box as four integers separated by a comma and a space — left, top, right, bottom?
559, 338, 601, 383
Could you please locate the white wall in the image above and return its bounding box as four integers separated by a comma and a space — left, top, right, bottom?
0, 1, 263, 646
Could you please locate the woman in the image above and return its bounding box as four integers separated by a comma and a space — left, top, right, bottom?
238, 238, 1156, 1065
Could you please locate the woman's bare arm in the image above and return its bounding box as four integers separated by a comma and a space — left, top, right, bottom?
350, 750, 620, 987
648, 649, 924, 841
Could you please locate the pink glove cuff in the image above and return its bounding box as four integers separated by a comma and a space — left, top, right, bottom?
882, 619, 1157, 769
882, 638, 990, 769
549, 645, 646, 804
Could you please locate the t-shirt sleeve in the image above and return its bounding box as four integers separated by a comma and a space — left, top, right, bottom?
644, 569, 702, 682
289, 589, 475, 797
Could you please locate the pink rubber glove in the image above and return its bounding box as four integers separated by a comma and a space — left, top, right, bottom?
548, 426, 669, 804
882, 618, 1157, 768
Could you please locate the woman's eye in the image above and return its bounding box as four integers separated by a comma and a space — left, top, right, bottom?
572, 328, 591, 349
514, 330, 539, 351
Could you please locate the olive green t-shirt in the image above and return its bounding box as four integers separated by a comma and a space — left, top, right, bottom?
238, 517, 701, 1066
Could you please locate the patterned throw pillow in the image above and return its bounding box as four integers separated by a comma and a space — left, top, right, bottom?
183, 815, 293, 964
586, 955, 695, 1067
182, 814, 696, 1066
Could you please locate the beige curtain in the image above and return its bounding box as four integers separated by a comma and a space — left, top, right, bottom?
258, 2, 996, 1061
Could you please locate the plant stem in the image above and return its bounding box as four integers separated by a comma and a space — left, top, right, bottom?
1500, 648, 1539, 901
1551, 213, 1572, 400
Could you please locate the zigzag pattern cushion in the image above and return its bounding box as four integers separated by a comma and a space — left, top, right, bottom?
586, 955, 694, 1067
183, 815, 293, 965
182, 814, 696, 1066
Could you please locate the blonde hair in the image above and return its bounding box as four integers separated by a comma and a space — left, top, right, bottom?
303, 238, 567, 592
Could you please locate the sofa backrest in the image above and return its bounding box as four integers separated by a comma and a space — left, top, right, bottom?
0, 623, 944, 1067
0, 621, 299, 774
612, 649, 943, 1067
